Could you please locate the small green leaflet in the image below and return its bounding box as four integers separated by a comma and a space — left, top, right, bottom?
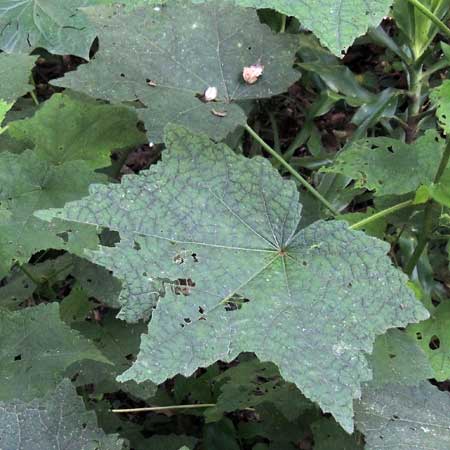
37, 125, 428, 432
322, 130, 445, 196
7, 92, 146, 168
0, 53, 37, 103
52, 1, 299, 142
368, 329, 433, 386
0, 1, 96, 59
0, 303, 108, 401
198, 0, 393, 56
407, 301, 450, 381
355, 382, 450, 450
0, 380, 126, 450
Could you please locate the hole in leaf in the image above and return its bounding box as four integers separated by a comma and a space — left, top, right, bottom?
198, 306, 205, 314
174, 278, 195, 296
14, 354, 21, 361
429, 335, 440, 350
133, 241, 141, 251
416, 332, 422, 340
388, 353, 396, 359
192, 253, 199, 262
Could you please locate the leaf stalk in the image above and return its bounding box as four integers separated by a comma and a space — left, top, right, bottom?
244, 124, 339, 216
111, 403, 216, 414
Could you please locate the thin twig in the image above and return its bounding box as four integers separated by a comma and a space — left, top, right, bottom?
111, 403, 216, 414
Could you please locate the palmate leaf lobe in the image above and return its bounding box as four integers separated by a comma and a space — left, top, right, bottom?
36, 125, 428, 432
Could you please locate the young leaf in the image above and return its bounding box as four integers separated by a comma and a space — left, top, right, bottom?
368, 329, 434, 386
198, 0, 394, 56
322, 130, 445, 196
7, 93, 146, 168
37, 125, 428, 432
0, 53, 37, 103
0, 149, 105, 277
407, 300, 450, 381
0, 1, 96, 59
52, 2, 299, 142
0, 380, 126, 449
0, 303, 109, 401
355, 382, 450, 449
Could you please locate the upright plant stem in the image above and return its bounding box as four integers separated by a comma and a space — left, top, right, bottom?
406, 64, 423, 143
244, 124, 338, 216
405, 139, 450, 275
406, 0, 450, 40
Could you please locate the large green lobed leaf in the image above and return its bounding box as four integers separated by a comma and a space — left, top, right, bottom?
0, 380, 126, 450
52, 1, 299, 142
37, 125, 428, 431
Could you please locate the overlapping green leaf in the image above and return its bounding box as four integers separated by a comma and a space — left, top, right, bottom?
431, 79, 450, 134
37, 125, 428, 431
322, 130, 445, 196
0, 53, 36, 103
355, 382, 450, 449
7, 92, 146, 167
68, 311, 157, 399
203, 0, 393, 55
407, 300, 450, 381
0, 380, 126, 449
52, 1, 299, 142
0, 0, 97, 58
0, 149, 104, 276
312, 417, 364, 450
0, 303, 108, 401
368, 329, 433, 386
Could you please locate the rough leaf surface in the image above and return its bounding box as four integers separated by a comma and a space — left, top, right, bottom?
0, 303, 108, 401
0, 380, 126, 450
322, 130, 444, 196
355, 382, 450, 450
200, 0, 393, 55
37, 125, 428, 431
0, 53, 36, 103
52, 2, 299, 142
0, 0, 96, 58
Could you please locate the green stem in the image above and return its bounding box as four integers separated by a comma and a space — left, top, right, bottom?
0, 124, 9, 136
280, 15, 287, 33
406, 0, 450, 39
112, 403, 216, 414
405, 138, 450, 275
350, 200, 414, 230
406, 64, 423, 143
244, 124, 338, 216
